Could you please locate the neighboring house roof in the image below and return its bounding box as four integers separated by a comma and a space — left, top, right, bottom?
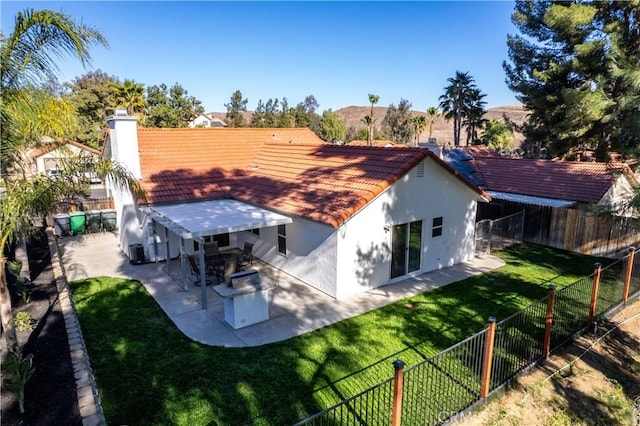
472, 157, 633, 204
456, 145, 504, 158
30, 138, 101, 158
347, 140, 403, 148
135, 127, 487, 228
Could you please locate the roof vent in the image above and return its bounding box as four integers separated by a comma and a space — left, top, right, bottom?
416, 161, 425, 178
114, 107, 128, 116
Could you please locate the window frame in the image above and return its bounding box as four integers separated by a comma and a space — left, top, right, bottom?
431, 216, 443, 238
277, 224, 287, 255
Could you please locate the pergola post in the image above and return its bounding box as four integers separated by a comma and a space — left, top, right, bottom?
152, 219, 158, 262
180, 236, 188, 290
198, 237, 207, 309
164, 225, 170, 275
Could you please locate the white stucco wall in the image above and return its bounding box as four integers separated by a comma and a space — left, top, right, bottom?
253, 218, 339, 297
334, 157, 480, 298
599, 174, 637, 217
188, 114, 210, 128
107, 114, 142, 179
32, 144, 94, 175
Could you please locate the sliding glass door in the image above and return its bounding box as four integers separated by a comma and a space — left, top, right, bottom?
390, 220, 423, 279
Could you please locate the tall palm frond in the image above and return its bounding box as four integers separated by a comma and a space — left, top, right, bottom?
0, 8, 108, 91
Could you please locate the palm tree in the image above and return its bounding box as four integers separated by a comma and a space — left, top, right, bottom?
0, 8, 108, 353
116, 79, 146, 117
367, 94, 379, 147
412, 115, 427, 147
463, 88, 487, 145
425, 106, 440, 141
439, 71, 477, 147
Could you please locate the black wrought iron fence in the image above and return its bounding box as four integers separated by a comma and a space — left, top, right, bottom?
295, 247, 639, 426
293, 375, 395, 426
401, 329, 486, 425
489, 299, 547, 391
550, 275, 593, 350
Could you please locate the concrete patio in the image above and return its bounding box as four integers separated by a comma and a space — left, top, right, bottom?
57, 232, 505, 347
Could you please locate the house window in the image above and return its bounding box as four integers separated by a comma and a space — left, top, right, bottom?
277, 224, 286, 255
432, 217, 443, 238
193, 233, 230, 250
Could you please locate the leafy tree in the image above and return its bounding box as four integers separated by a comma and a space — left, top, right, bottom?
382, 98, 414, 145
250, 98, 280, 127
145, 83, 203, 128
115, 79, 145, 120
251, 99, 267, 127
225, 89, 248, 127
425, 106, 440, 141
0, 7, 108, 353
439, 71, 480, 147
412, 115, 427, 146
65, 70, 119, 148
367, 94, 380, 146
3, 87, 78, 179
504, 1, 640, 160
481, 118, 514, 150
354, 128, 369, 141
320, 109, 346, 143
293, 95, 322, 136
277, 98, 291, 127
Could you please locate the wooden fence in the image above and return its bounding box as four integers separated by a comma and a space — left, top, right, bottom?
53, 197, 114, 213
477, 201, 640, 258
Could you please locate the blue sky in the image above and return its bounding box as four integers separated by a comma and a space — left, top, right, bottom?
1, 1, 520, 112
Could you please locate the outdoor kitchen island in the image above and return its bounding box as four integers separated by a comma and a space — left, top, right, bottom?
212, 270, 277, 329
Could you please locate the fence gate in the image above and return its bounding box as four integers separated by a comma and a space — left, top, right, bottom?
476, 211, 525, 256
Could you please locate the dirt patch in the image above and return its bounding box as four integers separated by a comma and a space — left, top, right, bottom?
1, 230, 81, 426
458, 299, 640, 426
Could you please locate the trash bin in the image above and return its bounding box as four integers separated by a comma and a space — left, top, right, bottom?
53, 213, 70, 237
129, 244, 145, 264
69, 211, 86, 235
101, 209, 117, 231
85, 210, 102, 233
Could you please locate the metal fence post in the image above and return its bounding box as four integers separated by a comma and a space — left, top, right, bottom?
480, 317, 496, 399
543, 285, 556, 358
588, 263, 602, 327
623, 247, 636, 305
391, 360, 405, 426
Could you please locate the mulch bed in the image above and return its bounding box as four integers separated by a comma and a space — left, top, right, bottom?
1, 229, 81, 425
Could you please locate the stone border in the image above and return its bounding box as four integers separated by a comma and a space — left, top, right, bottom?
47, 229, 105, 426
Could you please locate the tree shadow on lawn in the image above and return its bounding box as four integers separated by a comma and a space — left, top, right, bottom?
69, 277, 386, 425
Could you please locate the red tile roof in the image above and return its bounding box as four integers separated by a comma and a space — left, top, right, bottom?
136, 127, 486, 228
473, 157, 632, 203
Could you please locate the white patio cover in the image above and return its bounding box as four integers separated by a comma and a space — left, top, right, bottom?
149, 199, 292, 239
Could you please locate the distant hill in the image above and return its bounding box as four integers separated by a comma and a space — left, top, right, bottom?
334, 104, 527, 146
206, 104, 528, 146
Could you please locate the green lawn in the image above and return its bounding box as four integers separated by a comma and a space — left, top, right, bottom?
69, 244, 615, 425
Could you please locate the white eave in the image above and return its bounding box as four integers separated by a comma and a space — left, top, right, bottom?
486, 191, 576, 208
148, 199, 293, 239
